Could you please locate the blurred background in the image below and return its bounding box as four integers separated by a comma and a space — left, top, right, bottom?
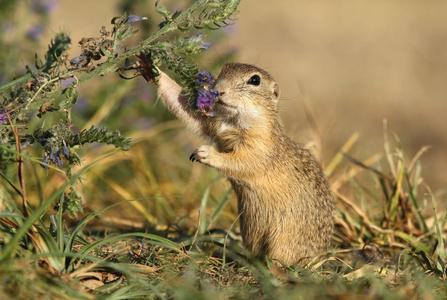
2, 0, 446, 227
221, 0, 447, 193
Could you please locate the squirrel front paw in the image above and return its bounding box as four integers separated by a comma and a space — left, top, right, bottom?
189, 145, 215, 165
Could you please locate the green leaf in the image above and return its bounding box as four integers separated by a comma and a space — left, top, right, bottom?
394, 231, 431, 254
205, 186, 232, 232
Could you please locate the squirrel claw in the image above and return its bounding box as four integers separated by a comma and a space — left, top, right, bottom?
189, 145, 213, 165
189, 150, 198, 162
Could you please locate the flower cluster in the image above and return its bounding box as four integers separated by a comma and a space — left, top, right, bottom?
194, 70, 219, 117
39, 139, 70, 170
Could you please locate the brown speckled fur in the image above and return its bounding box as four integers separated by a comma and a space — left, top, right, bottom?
156, 63, 334, 265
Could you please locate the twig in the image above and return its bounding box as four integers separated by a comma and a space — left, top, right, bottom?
340, 151, 391, 181
189, 210, 202, 251
334, 190, 394, 235
0, 102, 30, 217
408, 145, 431, 174
383, 119, 396, 178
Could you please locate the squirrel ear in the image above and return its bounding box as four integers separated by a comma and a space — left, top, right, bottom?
271, 82, 280, 102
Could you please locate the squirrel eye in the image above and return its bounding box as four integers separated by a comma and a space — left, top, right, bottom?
247, 75, 261, 86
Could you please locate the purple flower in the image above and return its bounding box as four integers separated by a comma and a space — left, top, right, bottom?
210, 89, 219, 97
48, 151, 63, 167
192, 33, 204, 43
201, 42, 212, 50
40, 156, 49, 170
62, 77, 76, 87
194, 70, 219, 115
195, 70, 215, 86
191, 33, 212, 51
197, 88, 219, 110
0, 110, 8, 124
41, 146, 68, 170
70, 55, 88, 68
62, 144, 70, 159
30, 0, 58, 14
56, 152, 63, 167
37, 137, 48, 146
127, 15, 148, 24
27, 24, 44, 40
197, 89, 210, 110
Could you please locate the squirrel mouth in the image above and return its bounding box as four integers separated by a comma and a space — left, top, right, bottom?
216, 99, 236, 109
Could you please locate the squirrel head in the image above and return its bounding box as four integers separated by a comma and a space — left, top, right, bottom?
213, 63, 280, 120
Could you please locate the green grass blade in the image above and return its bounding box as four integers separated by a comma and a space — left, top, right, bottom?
0, 212, 25, 219
74, 232, 183, 266
0, 170, 23, 197
0, 152, 115, 261
394, 231, 431, 254
199, 186, 210, 235
404, 171, 428, 233
205, 186, 232, 232
34, 223, 65, 271
65, 197, 160, 255
388, 164, 404, 221
57, 194, 65, 253
431, 192, 446, 269
0, 182, 72, 261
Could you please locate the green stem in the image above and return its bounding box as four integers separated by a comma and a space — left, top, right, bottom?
26, 76, 61, 107
0, 70, 40, 94
0, 0, 208, 97
19, 0, 210, 111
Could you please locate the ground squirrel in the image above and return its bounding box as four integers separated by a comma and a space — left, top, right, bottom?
149, 62, 334, 265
